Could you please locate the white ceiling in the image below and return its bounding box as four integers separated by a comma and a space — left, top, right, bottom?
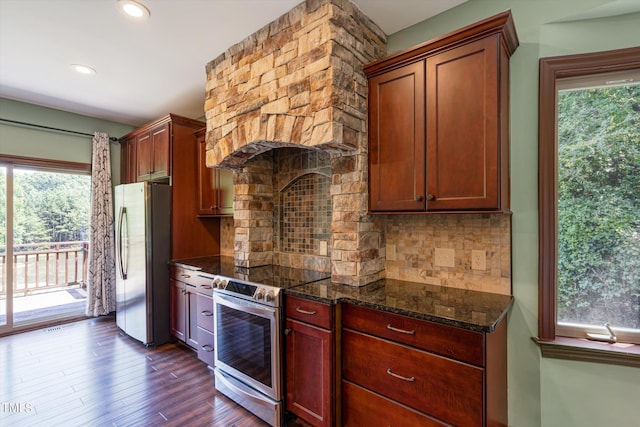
0, 0, 466, 127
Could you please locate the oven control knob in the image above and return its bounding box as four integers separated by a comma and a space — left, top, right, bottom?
255, 289, 266, 301
219, 279, 227, 289
265, 291, 275, 302
213, 278, 221, 288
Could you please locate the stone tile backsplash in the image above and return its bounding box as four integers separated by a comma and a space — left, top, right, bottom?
274, 148, 332, 272
376, 214, 511, 295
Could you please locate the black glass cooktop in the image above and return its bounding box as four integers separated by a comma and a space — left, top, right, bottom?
170, 256, 330, 289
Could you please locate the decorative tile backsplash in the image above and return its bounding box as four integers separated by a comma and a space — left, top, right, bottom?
274, 148, 332, 272
376, 214, 512, 295
279, 173, 331, 254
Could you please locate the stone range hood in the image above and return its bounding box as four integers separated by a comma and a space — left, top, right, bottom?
203, 0, 387, 286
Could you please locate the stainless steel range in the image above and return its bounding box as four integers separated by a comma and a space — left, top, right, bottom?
209, 263, 329, 427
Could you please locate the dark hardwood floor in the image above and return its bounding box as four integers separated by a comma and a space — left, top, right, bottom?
0, 315, 283, 426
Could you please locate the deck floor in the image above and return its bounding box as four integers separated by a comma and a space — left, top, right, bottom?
0, 287, 86, 326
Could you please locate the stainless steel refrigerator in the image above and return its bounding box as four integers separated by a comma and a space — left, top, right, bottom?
114, 181, 171, 346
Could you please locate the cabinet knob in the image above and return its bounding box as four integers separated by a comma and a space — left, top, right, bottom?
284, 328, 291, 335
211, 205, 218, 210
414, 195, 422, 201
426, 194, 435, 201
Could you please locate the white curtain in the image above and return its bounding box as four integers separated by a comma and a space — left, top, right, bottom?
86, 131, 116, 316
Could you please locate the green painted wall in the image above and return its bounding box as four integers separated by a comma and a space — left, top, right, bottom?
0, 98, 135, 184
387, 2, 640, 426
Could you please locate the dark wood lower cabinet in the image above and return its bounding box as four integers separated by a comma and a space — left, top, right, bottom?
342, 381, 447, 427
342, 303, 508, 427
196, 293, 215, 367
169, 266, 211, 353
285, 296, 335, 427
342, 328, 483, 426
169, 278, 186, 342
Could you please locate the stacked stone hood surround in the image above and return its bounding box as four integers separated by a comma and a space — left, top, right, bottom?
204, 0, 387, 286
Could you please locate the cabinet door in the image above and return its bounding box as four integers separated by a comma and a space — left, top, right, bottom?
150, 123, 170, 179
136, 131, 152, 181
125, 139, 137, 184
197, 134, 234, 216
216, 168, 234, 215
120, 139, 137, 184
186, 285, 199, 349
197, 135, 217, 215
368, 61, 425, 212
169, 278, 186, 342
285, 318, 333, 427
426, 35, 500, 210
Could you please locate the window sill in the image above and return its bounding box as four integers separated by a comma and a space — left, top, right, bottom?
532, 336, 640, 368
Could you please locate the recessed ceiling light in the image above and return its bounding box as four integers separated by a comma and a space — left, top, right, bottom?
71, 64, 97, 75
116, 0, 150, 20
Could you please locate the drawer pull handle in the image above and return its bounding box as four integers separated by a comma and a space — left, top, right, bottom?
386, 368, 415, 382
201, 285, 213, 289
296, 307, 317, 315
201, 310, 213, 317
387, 324, 415, 335
201, 345, 214, 352
180, 274, 191, 279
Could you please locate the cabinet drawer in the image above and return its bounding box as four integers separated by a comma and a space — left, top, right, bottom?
197, 327, 215, 367
342, 329, 483, 427
170, 266, 215, 296
343, 380, 447, 427
343, 304, 483, 365
196, 293, 214, 331
285, 296, 332, 329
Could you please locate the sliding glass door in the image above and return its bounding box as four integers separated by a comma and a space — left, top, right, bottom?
0, 166, 7, 328
0, 158, 91, 334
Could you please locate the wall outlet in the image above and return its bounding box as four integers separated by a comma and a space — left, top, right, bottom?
471, 250, 486, 271
386, 244, 396, 261
319, 241, 328, 256
434, 248, 455, 268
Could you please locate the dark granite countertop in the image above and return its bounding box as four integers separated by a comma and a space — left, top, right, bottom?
169, 256, 330, 289
170, 256, 513, 333
286, 278, 513, 333
169, 255, 236, 274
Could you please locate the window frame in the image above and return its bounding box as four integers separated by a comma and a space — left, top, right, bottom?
537, 46, 640, 366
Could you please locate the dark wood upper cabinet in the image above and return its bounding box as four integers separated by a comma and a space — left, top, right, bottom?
368, 61, 425, 212
195, 128, 234, 217
365, 11, 518, 213
119, 114, 221, 259
133, 122, 169, 182
120, 137, 137, 184
150, 123, 170, 179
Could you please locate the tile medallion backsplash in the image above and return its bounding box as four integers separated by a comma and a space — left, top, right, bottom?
273, 148, 332, 273
377, 214, 512, 295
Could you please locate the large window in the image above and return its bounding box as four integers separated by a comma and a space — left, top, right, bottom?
538, 46, 640, 366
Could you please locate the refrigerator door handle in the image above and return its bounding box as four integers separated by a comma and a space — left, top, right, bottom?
118, 206, 128, 280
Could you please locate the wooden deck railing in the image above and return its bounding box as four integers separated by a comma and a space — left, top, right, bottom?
0, 241, 89, 297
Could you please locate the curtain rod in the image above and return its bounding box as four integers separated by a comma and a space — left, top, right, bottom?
0, 118, 120, 142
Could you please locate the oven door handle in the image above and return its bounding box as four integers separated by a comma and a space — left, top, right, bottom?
214, 292, 278, 317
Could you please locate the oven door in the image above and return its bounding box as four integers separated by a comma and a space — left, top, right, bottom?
213, 292, 281, 401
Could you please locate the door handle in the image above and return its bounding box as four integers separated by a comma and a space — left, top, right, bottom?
118, 206, 127, 280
